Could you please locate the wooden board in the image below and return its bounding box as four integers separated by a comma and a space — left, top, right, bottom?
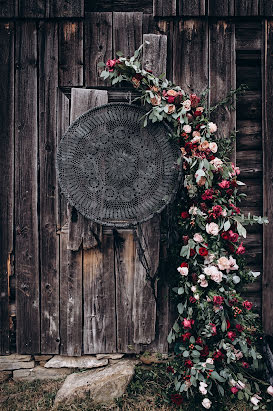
15, 22, 40, 354
173, 20, 208, 94
153, 0, 176, 16
18, 0, 45, 17
85, 13, 112, 87
59, 21, 83, 87
0, 22, 14, 355
113, 12, 143, 57
235, 22, 262, 50
235, 0, 260, 16
209, 21, 236, 148
208, 0, 234, 16
263, 20, 273, 334
38, 22, 59, 354
47, 0, 84, 17
0, 0, 17, 16
177, 0, 205, 15
85, 0, 152, 12
142, 34, 167, 77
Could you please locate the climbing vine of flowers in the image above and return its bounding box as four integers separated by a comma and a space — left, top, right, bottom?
100, 44, 272, 409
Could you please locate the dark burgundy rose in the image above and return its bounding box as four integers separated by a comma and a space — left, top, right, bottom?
171, 393, 183, 406
184, 359, 193, 368
200, 345, 209, 357
213, 350, 225, 361
167, 366, 174, 373
199, 247, 208, 257
235, 324, 244, 332
181, 211, 190, 219
213, 296, 224, 305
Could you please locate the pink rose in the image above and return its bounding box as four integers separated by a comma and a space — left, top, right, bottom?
243, 300, 253, 310
227, 331, 236, 341
193, 233, 204, 243
206, 222, 219, 236
218, 180, 230, 189
183, 124, 192, 134
208, 122, 217, 133
182, 99, 191, 111
236, 242, 246, 255
209, 142, 218, 153
106, 58, 119, 71
183, 318, 194, 328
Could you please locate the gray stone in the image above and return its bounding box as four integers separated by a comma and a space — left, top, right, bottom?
0, 354, 32, 363
96, 353, 124, 360
54, 359, 136, 405
0, 360, 35, 371
45, 355, 108, 369
13, 366, 72, 381
34, 355, 53, 362
0, 371, 12, 383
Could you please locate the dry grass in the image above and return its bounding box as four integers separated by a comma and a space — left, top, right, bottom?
0, 365, 270, 411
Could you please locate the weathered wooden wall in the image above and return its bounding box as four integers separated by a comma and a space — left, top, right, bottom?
0, 0, 273, 355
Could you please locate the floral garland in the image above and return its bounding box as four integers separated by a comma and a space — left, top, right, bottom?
100, 44, 272, 410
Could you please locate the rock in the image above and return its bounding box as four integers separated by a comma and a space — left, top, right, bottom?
0, 360, 35, 371
34, 355, 53, 362
54, 359, 136, 405
13, 366, 72, 381
139, 353, 163, 365
45, 355, 108, 369
96, 353, 124, 360
0, 354, 32, 363
0, 371, 12, 383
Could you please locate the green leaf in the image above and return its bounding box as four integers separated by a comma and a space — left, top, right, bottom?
210, 371, 226, 382
178, 287, 184, 295
221, 319, 227, 332
192, 350, 200, 357
116, 51, 123, 57
190, 336, 195, 344
238, 391, 244, 400
183, 350, 190, 357
224, 220, 231, 231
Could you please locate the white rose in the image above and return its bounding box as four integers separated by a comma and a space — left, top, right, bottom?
192, 135, 201, 143
230, 379, 237, 386
199, 385, 208, 395
193, 233, 204, 243
221, 209, 227, 217
191, 286, 197, 292
250, 396, 261, 406
208, 122, 217, 133
183, 124, 192, 133
209, 142, 218, 153
206, 358, 214, 365
267, 386, 273, 396
200, 279, 209, 288
199, 274, 205, 280
210, 157, 223, 170
202, 398, 212, 409
235, 351, 243, 360
204, 253, 215, 265
194, 293, 200, 300
210, 270, 223, 283
228, 256, 238, 271
217, 256, 230, 271
182, 99, 191, 111
189, 206, 198, 215
236, 380, 245, 389
206, 222, 219, 236
177, 266, 188, 276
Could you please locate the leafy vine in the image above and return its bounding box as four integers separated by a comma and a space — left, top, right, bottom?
100, 44, 272, 410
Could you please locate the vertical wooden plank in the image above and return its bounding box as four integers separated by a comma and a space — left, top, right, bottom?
48, 0, 84, 18
0, 1, 17, 17
39, 22, 59, 354
153, 0, 176, 16
113, 12, 143, 57
0, 22, 14, 355
15, 22, 40, 354
142, 34, 167, 77
209, 0, 234, 16
84, 230, 116, 353
235, 0, 260, 16
18, 0, 45, 17
178, 0, 206, 16
59, 21, 83, 87
85, 12, 112, 87
262, 1, 273, 15
263, 20, 273, 334
209, 21, 236, 143
173, 20, 208, 94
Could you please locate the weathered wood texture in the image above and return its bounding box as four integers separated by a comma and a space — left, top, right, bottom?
113, 12, 143, 57
173, 20, 208, 94
0, 0, 17, 17
263, 20, 273, 334
85, 13, 112, 87
142, 33, 167, 76
0, 22, 14, 354
177, 0, 206, 16
15, 22, 40, 354
39, 22, 59, 354
59, 22, 83, 87
0, 0, 84, 17
153, 0, 176, 16
86, 0, 153, 13
47, 0, 84, 17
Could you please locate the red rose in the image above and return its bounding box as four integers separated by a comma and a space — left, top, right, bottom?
210, 323, 217, 336
106, 58, 119, 71
235, 324, 244, 332
201, 189, 214, 201
212, 205, 223, 216
242, 361, 249, 368
184, 359, 193, 368
193, 110, 202, 117
243, 300, 253, 310
237, 242, 246, 255
200, 202, 208, 212
189, 296, 197, 304
227, 331, 237, 341
213, 296, 224, 305
221, 231, 229, 240
167, 95, 175, 103
171, 393, 183, 406
199, 247, 208, 257
228, 298, 238, 306
218, 180, 230, 189
230, 203, 241, 214
196, 337, 203, 345
231, 387, 239, 394
190, 249, 196, 257
183, 318, 194, 329
200, 345, 209, 357
229, 230, 239, 242
181, 211, 189, 219
190, 93, 200, 108
183, 235, 189, 244
180, 262, 189, 268
167, 366, 174, 373
213, 350, 225, 361
226, 189, 233, 197
181, 332, 191, 342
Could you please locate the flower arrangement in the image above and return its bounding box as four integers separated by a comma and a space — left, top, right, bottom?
100, 44, 272, 409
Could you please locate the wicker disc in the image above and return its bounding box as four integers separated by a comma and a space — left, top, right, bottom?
57, 103, 182, 227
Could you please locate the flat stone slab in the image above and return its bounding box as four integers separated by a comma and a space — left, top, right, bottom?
13, 366, 72, 381
45, 355, 108, 369
0, 354, 32, 363
54, 359, 136, 405
96, 354, 124, 360
0, 360, 35, 371
34, 355, 53, 362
